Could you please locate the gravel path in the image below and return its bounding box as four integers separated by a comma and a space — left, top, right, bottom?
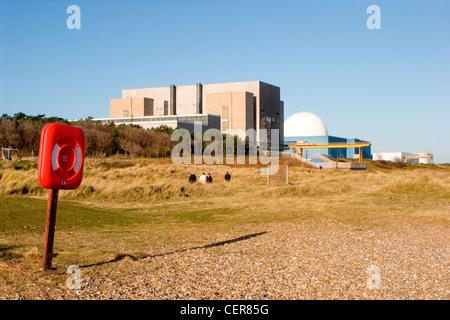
47, 220, 449, 300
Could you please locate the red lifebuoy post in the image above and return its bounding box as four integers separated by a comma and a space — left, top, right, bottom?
38, 123, 85, 270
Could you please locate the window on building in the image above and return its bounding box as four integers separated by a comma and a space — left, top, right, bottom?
123, 110, 129, 118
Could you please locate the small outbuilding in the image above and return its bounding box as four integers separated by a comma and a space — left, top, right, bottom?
1, 148, 19, 161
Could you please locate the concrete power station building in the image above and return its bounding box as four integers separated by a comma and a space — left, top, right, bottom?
96, 81, 284, 150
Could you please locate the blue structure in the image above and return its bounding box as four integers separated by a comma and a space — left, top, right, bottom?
284, 112, 372, 160
284, 135, 372, 160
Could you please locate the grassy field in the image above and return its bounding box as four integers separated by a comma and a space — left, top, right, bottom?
0, 157, 449, 299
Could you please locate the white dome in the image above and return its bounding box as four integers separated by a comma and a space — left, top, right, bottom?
284, 112, 328, 137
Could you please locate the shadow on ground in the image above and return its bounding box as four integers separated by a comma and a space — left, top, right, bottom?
80, 231, 268, 268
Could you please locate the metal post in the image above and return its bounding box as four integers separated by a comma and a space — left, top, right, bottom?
196, 83, 203, 114
170, 85, 177, 115
286, 164, 288, 184
42, 189, 59, 270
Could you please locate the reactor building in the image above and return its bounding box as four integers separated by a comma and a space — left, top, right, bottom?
284, 111, 372, 162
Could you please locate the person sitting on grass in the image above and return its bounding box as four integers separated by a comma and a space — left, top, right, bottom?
224, 171, 231, 181
199, 173, 207, 184
188, 173, 197, 183
206, 173, 213, 183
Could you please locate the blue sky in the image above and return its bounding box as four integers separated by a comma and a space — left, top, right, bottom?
1, 0, 449, 163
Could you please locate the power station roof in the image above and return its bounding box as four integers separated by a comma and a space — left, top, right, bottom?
284, 111, 328, 137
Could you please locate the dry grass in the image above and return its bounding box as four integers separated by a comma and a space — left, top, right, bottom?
1, 157, 448, 228
1, 157, 448, 202
0, 157, 449, 225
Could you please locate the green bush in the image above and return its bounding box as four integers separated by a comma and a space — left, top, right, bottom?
12, 160, 37, 171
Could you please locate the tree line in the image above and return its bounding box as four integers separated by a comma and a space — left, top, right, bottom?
0, 113, 173, 158
0, 113, 249, 158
